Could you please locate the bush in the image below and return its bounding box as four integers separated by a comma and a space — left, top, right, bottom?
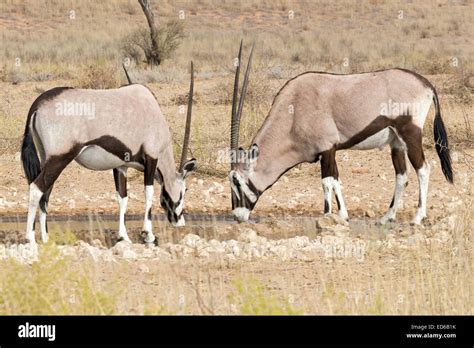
75, 60, 121, 89
121, 19, 185, 67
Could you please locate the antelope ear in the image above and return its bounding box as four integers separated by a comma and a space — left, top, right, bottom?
236, 147, 246, 164
181, 158, 197, 179
155, 169, 163, 185
248, 143, 259, 162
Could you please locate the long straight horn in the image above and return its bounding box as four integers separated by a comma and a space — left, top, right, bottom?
235, 44, 255, 142
122, 63, 132, 84
180, 61, 194, 170
230, 40, 243, 168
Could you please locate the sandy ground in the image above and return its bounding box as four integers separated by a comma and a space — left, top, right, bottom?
0, 81, 472, 315
0, 115, 472, 316
0, 147, 471, 225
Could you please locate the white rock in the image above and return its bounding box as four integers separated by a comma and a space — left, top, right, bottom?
173, 244, 195, 258
112, 240, 132, 256
282, 236, 310, 249
78, 242, 103, 262
208, 239, 225, 253
154, 247, 172, 260
268, 245, 290, 260
122, 249, 138, 260
181, 234, 201, 248
238, 228, 267, 244
232, 245, 240, 257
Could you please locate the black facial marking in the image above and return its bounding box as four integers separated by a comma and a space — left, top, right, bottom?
247, 179, 262, 197
231, 177, 260, 211
161, 187, 183, 223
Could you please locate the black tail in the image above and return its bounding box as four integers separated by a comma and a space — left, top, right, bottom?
21, 111, 41, 184
432, 90, 453, 184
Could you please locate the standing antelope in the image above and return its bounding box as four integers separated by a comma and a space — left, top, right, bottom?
21, 63, 197, 245
229, 43, 453, 225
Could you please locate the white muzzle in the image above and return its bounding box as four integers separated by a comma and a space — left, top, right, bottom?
172, 215, 185, 227
233, 207, 250, 223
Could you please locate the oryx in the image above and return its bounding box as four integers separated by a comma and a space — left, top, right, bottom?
21, 63, 197, 245
229, 43, 453, 225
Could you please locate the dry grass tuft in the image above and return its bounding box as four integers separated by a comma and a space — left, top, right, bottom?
75, 61, 121, 89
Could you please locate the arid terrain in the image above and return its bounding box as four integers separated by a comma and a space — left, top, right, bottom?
0, 0, 472, 315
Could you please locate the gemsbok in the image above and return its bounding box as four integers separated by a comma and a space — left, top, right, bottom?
229, 42, 453, 225
21, 63, 197, 245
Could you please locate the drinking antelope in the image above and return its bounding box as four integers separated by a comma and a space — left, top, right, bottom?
229, 43, 453, 225
21, 63, 197, 244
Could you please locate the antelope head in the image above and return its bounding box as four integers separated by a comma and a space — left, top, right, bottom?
228, 41, 259, 222
156, 62, 197, 226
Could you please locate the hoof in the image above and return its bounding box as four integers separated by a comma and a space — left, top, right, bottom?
141, 231, 156, 245
145, 238, 159, 247
338, 213, 349, 222
410, 215, 426, 225
117, 236, 132, 243
379, 215, 396, 225
410, 219, 423, 226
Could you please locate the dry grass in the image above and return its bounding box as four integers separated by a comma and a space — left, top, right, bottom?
74, 60, 122, 89
0, 196, 471, 315
0, 0, 473, 79
0, 0, 472, 316
0, 0, 472, 168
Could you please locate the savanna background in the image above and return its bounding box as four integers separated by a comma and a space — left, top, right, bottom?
0, 0, 472, 314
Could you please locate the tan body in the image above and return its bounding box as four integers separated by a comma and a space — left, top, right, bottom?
22, 79, 197, 245
229, 63, 452, 225
250, 69, 433, 191
34, 85, 175, 179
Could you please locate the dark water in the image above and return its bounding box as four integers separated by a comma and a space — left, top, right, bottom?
0, 213, 392, 247
0, 213, 259, 247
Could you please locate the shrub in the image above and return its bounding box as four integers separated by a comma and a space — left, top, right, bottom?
75, 61, 121, 89
121, 19, 185, 67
